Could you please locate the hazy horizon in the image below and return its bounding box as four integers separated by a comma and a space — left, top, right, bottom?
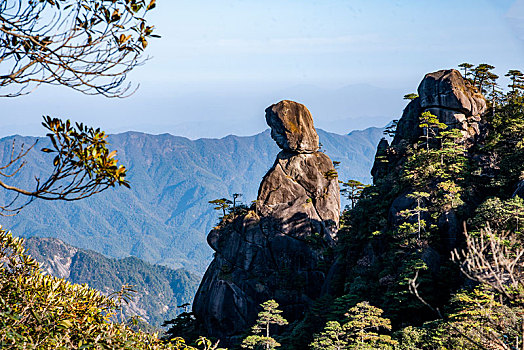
0, 122, 385, 142
2, 0, 524, 139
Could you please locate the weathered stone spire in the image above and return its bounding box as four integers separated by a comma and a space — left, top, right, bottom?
193, 100, 340, 340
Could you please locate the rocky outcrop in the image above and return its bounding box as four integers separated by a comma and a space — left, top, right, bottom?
193, 101, 340, 340
377, 69, 487, 246
392, 69, 487, 148
25, 237, 78, 279
371, 138, 390, 180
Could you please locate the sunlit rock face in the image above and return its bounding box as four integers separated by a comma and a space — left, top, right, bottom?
391, 69, 487, 150
193, 100, 340, 340
265, 100, 320, 153
418, 69, 486, 138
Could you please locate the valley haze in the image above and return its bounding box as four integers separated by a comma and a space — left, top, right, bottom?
0, 127, 384, 274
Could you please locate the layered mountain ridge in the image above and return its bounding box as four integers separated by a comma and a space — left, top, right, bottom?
0, 128, 384, 274
24, 236, 200, 327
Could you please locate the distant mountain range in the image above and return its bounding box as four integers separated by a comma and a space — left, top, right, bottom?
2, 83, 404, 138
0, 127, 384, 274
24, 237, 199, 327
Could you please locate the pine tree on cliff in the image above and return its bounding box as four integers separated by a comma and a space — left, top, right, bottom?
458, 62, 473, 79
241, 300, 288, 350
209, 198, 232, 221
310, 302, 397, 350
505, 69, 524, 93
472, 63, 495, 93
419, 111, 447, 151
341, 179, 367, 209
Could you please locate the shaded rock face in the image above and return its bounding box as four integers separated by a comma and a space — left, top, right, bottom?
418, 69, 486, 116
193, 101, 340, 340
419, 69, 486, 140
371, 138, 390, 180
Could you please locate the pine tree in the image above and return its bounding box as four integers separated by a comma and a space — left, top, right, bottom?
458, 63, 473, 79
383, 120, 398, 138
310, 302, 397, 350
209, 198, 232, 220
419, 111, 448, 151
399, 192, 430, 241
472, 63, 495, 92
341, 180, 368, 209
506, 69, 524, 93
241, 300, 288, 350
403, 93, 419, 101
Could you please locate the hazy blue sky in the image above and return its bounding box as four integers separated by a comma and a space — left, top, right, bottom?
2, 0, 524, 138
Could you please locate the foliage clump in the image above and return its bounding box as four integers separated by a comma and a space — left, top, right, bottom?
241, 300, 288, 350
0, 227, 195, 349
310, 302, 397, 350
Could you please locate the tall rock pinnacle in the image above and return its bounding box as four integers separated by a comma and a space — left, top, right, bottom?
193, 100, 340, 341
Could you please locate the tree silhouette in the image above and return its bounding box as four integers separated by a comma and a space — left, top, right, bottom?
233, 193, 242, 217
472, 64, 495, 93
209, 198, 232, 220
458, 63, 473, 79
383, 120, 398, 138
506, 70, 524, 93
340, 180, 367, 209
0, 117, 129, 215
0, 0, 158, 97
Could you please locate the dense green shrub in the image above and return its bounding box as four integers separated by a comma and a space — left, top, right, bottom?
0, 227, 195, 350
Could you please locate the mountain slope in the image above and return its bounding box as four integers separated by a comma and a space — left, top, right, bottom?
0, 127, 384, 273
24, 237, 199, 327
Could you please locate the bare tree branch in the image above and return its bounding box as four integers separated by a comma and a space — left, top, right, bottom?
452, 223, 524, 301
0, 0, 158, 97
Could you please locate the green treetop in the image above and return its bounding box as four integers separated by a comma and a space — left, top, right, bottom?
506, 69, 524, 93
399, 191, 430, 241
209, 198, 233, 220
341, 180, 368, 209
403, 93, 419, 101
472, 63, 496, 93
419, 111, 448, 151
241, 300, 289, 350
310, 302, 397, 350
458, 63, 474, 79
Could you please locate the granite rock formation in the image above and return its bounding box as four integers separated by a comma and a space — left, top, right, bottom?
390, 69, 486, 151
193, 100, 340, 340
372, 69, 487, 248
265, 100, 320, 153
